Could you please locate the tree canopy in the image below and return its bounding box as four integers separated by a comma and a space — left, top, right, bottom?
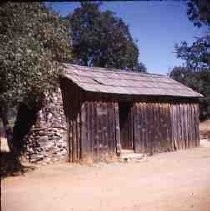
0, 2, 71, 108
174, 35, 209, 71
0, 2, 72, 156
170, 66, 210, 97
67, 2, 144, 71
170, 35, 210, 99
187, 0, 210, 27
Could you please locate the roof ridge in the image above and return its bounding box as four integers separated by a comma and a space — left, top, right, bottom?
65, 63, 168, 78
66, 71, 179, 85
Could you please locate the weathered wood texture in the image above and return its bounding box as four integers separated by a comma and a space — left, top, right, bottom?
133, 102, 172, 154
80, 101, 118, 162
60, 80, 120, 163
171, 103, 200, 150
133, 102, 200, 154
60, 77, 200, 162
60, 78, 82, 162
63, 64, 202, 98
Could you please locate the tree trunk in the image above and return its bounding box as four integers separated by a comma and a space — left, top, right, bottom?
0, 105, 13, 151
12, 102, 41, 157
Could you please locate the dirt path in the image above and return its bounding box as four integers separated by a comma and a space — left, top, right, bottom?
2, 141, 210, 211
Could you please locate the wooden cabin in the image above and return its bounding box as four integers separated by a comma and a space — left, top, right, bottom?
60, 64, 202, 162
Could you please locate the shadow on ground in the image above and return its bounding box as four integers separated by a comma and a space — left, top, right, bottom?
1, 151, 36, 178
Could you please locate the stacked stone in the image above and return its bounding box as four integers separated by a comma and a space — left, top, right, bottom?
24, 89, 68, 164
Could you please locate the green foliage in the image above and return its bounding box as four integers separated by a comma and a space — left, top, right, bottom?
175, 35, 210, 71
0, 2, 71, 107
67, 2, 142, 71
171, 35, 210, 98
169, 67, 210, 97
187, 0, 210, 27
134, 62, 147, 73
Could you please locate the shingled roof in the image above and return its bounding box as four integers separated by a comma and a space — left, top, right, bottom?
62, 64, 202, 98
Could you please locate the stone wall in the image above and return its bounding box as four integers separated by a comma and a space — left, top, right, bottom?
24, 89, 68, 164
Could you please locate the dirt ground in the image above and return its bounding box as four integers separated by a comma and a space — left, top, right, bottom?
1, 139, 210, 211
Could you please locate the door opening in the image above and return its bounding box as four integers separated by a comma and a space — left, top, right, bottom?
119, 102, 134, 151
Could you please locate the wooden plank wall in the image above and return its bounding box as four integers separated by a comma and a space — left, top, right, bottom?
81, 101, 119, 162
133, 102, 200, 154
81, 101, 119, 161
133, 102, 172, 154
171, 103, 200, 150
60, 79, 200, 162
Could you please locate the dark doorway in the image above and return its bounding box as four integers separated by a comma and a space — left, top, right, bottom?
119, 102, 134, 150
